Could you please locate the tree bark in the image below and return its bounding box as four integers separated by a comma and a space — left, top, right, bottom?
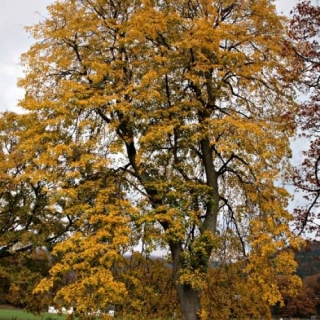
170, 242, 202, 320
177, 283, 201, 320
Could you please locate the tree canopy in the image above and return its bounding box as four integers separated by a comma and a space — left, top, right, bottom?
289, 0, 320, 237
0, 0, 304, 319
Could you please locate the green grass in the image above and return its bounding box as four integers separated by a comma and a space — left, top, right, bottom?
0, 308, 170, 320
0, 308, 65, 320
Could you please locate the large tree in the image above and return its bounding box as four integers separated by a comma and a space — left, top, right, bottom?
0, 0, 303, 319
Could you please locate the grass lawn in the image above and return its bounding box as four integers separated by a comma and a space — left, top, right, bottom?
0, 307, 65, 320
0, 307, 170, 320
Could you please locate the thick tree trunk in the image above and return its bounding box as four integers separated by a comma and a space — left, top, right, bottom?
170, 242, 202, 320
177, 283, 201, 320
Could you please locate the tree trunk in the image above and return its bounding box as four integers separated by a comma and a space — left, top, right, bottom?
170, 242, 202, 320
177, 283, 201, 320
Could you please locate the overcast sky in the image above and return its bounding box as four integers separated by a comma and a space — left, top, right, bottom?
0, 0, 52, 112
0, 0, 300, 113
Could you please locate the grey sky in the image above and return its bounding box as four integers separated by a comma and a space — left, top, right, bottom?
0, 0, 52, 112
0, 0, 302, 112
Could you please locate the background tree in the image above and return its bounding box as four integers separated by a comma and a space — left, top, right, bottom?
289, 0, 320, 236
0, 250, 52, 313
0, 0, 303, 319
272, 275, 316, 318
